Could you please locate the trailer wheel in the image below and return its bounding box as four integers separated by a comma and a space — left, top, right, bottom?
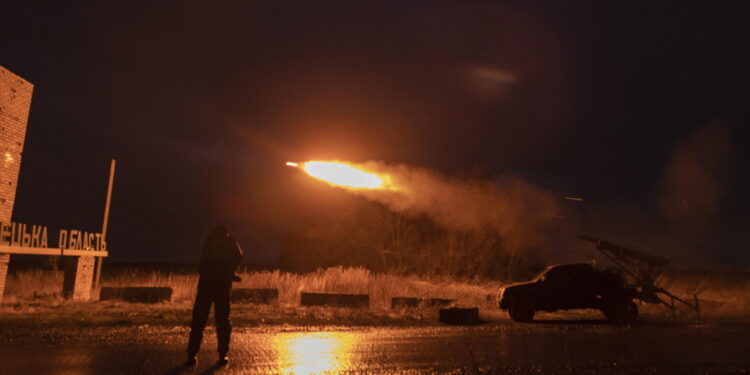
508, 300, 535, 322
603, 299, 638, 324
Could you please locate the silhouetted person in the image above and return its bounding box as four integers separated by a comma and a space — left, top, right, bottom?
186, 225, 243, 367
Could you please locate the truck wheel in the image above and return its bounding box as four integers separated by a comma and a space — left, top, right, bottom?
508, 301, 535, 322
603, 299, 638, 324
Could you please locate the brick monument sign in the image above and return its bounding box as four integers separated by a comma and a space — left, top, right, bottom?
0, 66, 109, 303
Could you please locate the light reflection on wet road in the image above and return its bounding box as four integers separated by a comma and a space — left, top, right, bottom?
272, 332, 357, 374
1, 322, 749, 374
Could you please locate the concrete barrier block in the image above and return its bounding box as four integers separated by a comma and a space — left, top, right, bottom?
438, 307, 481, 325
100, 287, 172, 303
230, 288, 278, 304
300, 292, 369, 308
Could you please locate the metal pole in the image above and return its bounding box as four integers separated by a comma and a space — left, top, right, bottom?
94, 159, 116, 290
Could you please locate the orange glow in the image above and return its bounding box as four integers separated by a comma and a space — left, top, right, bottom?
291, 160, 387, 189
286, 161, 299, 167
273, 332, 356, 374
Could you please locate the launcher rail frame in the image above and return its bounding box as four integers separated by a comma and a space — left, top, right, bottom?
576, 234, 701, 320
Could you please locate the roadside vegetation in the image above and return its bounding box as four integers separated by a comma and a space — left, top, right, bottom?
647, 270, 750, 318
1, 266, 503, 327
2, 265, 748, 327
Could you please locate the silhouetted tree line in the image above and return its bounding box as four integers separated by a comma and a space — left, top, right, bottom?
279, 201, 540, 281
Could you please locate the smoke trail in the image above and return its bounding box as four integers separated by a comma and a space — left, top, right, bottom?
341, 161, 562, 252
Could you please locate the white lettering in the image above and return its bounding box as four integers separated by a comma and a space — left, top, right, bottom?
58, 229, 68, 249
11, 222, 21, 246
31, 225, 41, 247
70, 230, 79, 250
21, 224, 30, 247
0, 221, 104, 255
40, 227, 48, 248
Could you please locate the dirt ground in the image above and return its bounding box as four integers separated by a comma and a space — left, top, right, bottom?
1, 306, 749, 375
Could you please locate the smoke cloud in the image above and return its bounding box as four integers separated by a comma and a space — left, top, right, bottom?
337, 161, 562, 253
658, 123, 736, 223
654, 122, 740, 264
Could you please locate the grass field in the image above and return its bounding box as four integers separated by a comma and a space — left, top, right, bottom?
3, 266, 499, 307
1, 266, 503, 324
2, 265, 748, 325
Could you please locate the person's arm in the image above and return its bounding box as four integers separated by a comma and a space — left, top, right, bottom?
230, 240, 243, 269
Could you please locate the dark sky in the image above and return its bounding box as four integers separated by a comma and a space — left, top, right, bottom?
2, 1, 749, 265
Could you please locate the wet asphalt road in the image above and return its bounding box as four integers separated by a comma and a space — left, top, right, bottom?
1, 319, 749, 374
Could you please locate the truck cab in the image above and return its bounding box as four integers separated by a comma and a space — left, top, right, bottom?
498, 263, 638, 323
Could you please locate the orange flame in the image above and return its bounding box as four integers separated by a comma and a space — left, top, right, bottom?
287, 161, 386, 189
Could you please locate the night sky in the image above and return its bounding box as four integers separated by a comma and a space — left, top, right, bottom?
2, 1, 749, 266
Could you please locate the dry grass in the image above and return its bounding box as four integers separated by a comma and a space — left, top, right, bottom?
5, 266, 747, 321
647, 271, 750, 318
3, 269, 64, 303
232, 266, 500, 310
3, 266, 500, 312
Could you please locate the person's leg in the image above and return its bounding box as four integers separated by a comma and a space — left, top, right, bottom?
214, 286, 232, 358
187, 288, 213, 358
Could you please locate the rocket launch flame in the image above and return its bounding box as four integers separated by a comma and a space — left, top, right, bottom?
286, 161, 386, 189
